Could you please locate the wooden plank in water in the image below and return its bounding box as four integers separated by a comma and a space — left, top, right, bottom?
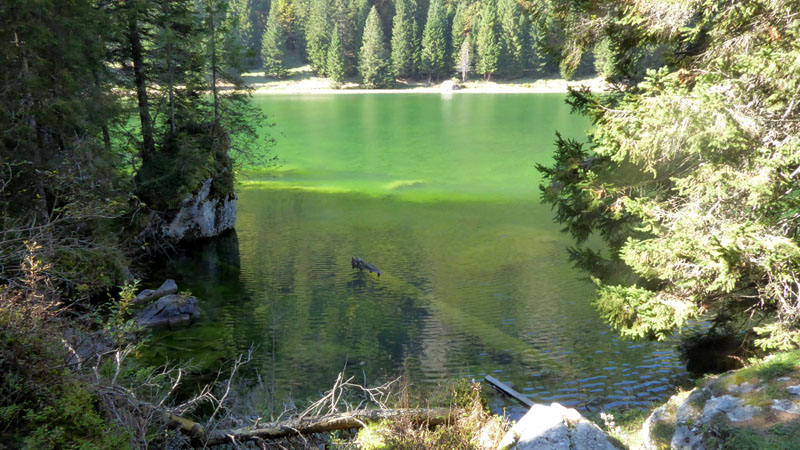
484, 375, 534, 408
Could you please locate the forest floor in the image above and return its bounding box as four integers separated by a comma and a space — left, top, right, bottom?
243, 64, 607, 94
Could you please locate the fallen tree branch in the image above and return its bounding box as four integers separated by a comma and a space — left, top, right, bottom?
201, 407, 453, 446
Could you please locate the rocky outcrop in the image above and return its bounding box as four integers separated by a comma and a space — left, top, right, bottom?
136, 294, 200, 328
499, 403, 618, 450
163, 177, 236, 241
134, 279, 178, 304
642, 354, 800, 449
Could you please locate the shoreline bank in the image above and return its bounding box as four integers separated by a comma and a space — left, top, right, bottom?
239, 68, 607, 95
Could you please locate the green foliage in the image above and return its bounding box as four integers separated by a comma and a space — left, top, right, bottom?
420, 0, 448, 80
306, 0, 331, 74
262, 1, 289, 78
475, 0, 500, 80
450, 3, 469, 70
497, 0, 525, 78
539, 0, 800, 349
135, 123, 234, 211
358, 7, 393, 88
327, 25, 346, 86
0, 274, 130, 448
391, 0, 416, 79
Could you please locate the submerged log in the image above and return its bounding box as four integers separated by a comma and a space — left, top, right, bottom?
352, 256, 382, 276
484, 375, 534, 408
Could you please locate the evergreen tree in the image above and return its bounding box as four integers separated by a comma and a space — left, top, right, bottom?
420, 0, 448, 81
261, 2, 288, 78
498, 0, 524, 78
450, 3, 468, 69
455, 35, 471, 82
226, 0, 255, 66
327, 24, 346, 86
391, 0, 415, 79
476, 0, 500, 80
306, 0, 331, 74
358, 6, 392, 88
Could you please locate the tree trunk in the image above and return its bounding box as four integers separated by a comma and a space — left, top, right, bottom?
201, 408, 453, 446
162, 0, 176, 134
127, 4, 156, 161
208, 1, 219, 123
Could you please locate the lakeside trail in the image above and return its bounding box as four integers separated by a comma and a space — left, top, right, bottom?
240, 64, 607, 95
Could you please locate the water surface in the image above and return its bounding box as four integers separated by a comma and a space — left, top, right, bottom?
143, 93, 686, 414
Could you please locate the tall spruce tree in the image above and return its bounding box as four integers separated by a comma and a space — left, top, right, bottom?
420, 0, 448, 82
498, 0, 524, 78
226, 0, 255, 67
391, 0, 416, 79
261, 1, 288, 78
358, 6, 392, 88
327, 24, 346, 86
450, 3, 468, 69
476, 0, 500, 80
306, 0, 331, 74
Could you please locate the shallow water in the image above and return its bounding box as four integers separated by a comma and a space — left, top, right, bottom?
142, 93, 687, 414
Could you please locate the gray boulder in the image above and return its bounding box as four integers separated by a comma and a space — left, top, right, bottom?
137, 294, 200, 328
164, 177, 237, 241
642, 364, 800, 450
134, 279, 178, 304
499, 403, 617, 450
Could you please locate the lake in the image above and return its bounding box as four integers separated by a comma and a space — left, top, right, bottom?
142, 93, 687, 415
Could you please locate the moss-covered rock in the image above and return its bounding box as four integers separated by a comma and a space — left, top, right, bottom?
642, 350, 800, 450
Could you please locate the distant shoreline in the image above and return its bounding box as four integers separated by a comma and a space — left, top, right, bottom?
239, 67, 607, 95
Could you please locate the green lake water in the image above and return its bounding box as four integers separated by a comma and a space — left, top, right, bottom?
143, 93, 686, 414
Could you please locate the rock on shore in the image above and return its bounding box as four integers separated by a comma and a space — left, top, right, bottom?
499, 402, 618, 450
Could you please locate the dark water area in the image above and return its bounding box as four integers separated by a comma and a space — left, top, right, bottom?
141, 93, 688, 416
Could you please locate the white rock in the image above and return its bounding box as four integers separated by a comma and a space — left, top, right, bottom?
771, 399, 800, 415
702, 395, 760, 422
164, 177, 237, 241
787, 385, 800, 396
499, 403, 616, 450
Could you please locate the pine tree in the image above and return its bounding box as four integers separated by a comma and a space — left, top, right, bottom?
226, 0, 255, 66
450, 3, 468, 69
391, 0, 415, 79
261, 1, 288, 78
498, 0, 524, 78
476, 0, 500, 81
306, 0, 330, 74
358, 6, 392, 88
420, 0, 447, 82
455, 35, 471, 82
327, 24, 346, 87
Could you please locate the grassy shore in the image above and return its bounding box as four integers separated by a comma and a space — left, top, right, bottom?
242, 64, 607, 95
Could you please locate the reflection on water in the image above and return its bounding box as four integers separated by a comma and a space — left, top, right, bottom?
143, 190, 687, 415
141, 94, 688, 415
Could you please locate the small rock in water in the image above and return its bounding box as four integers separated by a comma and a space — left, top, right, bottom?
137, 294, 200, 328
134, 279, 178, 304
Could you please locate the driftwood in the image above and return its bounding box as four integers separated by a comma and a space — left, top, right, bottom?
484, 375, 534, 408
201, 407, 452, 446
352, 256, 382, 276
